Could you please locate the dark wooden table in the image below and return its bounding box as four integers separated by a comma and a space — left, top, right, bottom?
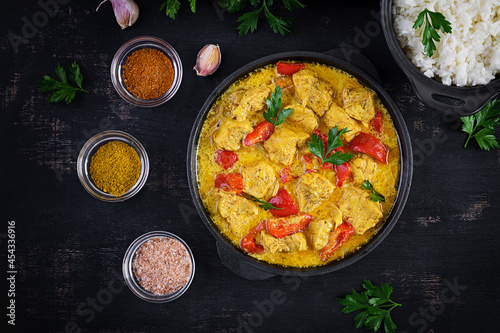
1, 1, 499, 332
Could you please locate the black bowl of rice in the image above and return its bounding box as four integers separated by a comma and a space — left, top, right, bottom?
381, 0, 500, 116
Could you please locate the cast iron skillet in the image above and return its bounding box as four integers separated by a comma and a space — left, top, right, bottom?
187, 51, 413, 280
381, 0, 500, 117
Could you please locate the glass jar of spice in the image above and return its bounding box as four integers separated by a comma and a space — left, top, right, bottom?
122, 231, 195, 303
77, 130, 149, 202
111, 36, 183, 107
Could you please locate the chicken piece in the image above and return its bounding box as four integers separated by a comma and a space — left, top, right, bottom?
295, 130, 310, 148
351, 155, 377, 184
323, 102, 361, 141
259, 231, 307, 254
212, 118, 253, 151
296, 172, 335, 213
263, 127, 299, 166
338, 186, 383, 235
292, 69, 334, 116
274, 76, 295, 106
231, 86, 270, 121
218, 194, 259, 237
241, 160, 277, 199
283, 104, 318, 134
223, 89, 246, 113
306, 206, 342, 250
342, 87, 376, 124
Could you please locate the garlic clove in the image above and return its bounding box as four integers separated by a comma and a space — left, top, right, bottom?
96, 0, 139, 30
194, 44, 221, 77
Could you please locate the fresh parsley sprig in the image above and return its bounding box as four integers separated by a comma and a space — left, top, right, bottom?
160, 0, 196, 19
36, 62, 88, 104
308, 126, 353, 166
412, 9, 452, 57
338, 280, 401, 333
251, 196, 282, 211
220, 0, 306, 36
362, 180, 385, 203
263, 86, 293, 127
461, 99, 500, 151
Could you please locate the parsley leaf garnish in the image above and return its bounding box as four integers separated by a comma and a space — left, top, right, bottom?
36, 62, 88, 104
160, 0, 196, 19
362, 180, 386, 203
251, 196, 282, 211
263, 86, 293, 127
412, 9, 452, 57
461, 99, 500, 151
308, 126, 353, 166
338, 280, 401, 333
221, 0, 305, 37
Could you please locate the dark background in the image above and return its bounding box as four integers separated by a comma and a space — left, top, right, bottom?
1, 0, 499, 332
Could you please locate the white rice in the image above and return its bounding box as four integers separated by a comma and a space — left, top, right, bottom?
393, 0, 500, 86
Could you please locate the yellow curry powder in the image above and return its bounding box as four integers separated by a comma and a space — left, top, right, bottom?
90, 141, 141, 197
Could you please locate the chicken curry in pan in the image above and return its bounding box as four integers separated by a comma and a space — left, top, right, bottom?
196, 61, 400, 268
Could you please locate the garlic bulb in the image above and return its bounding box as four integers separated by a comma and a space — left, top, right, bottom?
96, 0, 139, 30
194, 44, 221, 76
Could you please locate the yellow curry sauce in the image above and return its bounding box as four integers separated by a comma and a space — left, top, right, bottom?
197, 62, 400, 268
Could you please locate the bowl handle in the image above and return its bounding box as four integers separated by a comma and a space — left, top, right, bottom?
409, 75, 500, 117
216, 241, 276, 281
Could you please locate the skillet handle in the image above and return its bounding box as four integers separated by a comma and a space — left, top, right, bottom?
409, 74, 500, 117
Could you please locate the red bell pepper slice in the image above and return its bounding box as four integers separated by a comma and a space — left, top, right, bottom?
334, 162, 352, 187
279, 167, 295, 184
244, 121, 274, 146
214, 150, 238, 170
332, 147, 352, 187
371, 110, 383, 133
266, 214, 313, 238
276, 62, 305, 76
240, 221, 266, 255
214, 173, 244, 194
320, 221, 355, 261
268, 188, 299, 217
347, 132, 388, 164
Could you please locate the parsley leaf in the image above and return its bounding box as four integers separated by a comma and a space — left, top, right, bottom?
263, 86, 293, 127
309, 126, 353, 166
160, 0, 180, 19
461, 99, 500, 151
338, 280, 401, 333
362, 180, 386, 203
412, 9, 452, 57
36, 62, 88, 104
251, 196, 282, 211
220, 0, 305, 36
236, 7, 262, 36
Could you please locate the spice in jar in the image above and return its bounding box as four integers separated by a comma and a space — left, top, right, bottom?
90, 141, 141, 197
122, 48, 174, 100
133, 237, 193, 295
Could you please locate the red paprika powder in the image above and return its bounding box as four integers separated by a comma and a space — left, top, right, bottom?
122, 48, 174, 100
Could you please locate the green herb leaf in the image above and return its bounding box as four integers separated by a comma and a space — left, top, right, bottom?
188, 0, 196, 13
282, 0, 306, 11
263, 86, 293, 127
461, 99, 500, 150
338, 280, 401, 333
36, 63, 88, 104
362, 180, 386, 203
160, 0, 181, 19
236, 7, 262, 36
218, 0, 251, 13
263, 4, 291, 35
251, 196, 282, 211
308, 126, 353, 166
413, 9, 452, 57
